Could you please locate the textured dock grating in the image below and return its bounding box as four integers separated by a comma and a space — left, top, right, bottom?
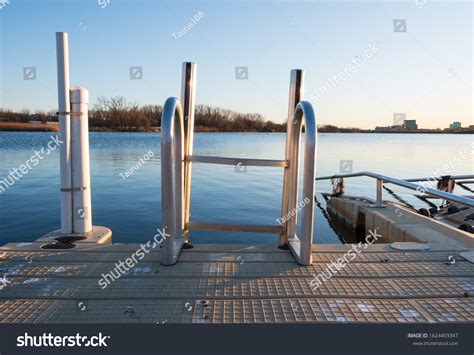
0, 244, 473, 323
0, 298, 472, 324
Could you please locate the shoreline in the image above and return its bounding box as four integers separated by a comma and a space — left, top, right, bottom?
0, 122, 472, 134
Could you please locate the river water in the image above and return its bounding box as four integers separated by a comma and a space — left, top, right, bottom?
0, 132, 472, 245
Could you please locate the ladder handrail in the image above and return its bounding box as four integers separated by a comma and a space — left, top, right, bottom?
315, 172, 474, 208
160, 65, 318, 266
161, 97, 185, 265
285, 101, 317, 266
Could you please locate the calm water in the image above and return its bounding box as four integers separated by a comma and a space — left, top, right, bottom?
0, 132, 472, 245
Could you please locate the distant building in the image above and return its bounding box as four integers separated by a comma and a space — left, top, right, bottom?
449, 122, 462, 129
375, 119, 418, 132
403, 120, 418, 130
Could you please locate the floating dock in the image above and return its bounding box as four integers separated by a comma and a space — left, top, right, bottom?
328, 198, 474, 248
0, 238, 473, 323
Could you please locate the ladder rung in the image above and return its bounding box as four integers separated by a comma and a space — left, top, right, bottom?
187, 221, 283, 234
187, 155, 289, 168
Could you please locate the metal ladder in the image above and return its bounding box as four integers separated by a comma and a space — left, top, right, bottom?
160, 63, 317, 266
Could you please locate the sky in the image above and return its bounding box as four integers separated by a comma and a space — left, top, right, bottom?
0, 0, 472, 129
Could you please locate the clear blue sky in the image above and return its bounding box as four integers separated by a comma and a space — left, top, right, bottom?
0, 0, 472, 128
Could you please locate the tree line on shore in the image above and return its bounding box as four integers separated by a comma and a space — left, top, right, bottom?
2, 98, 470, 134
1, 96, 286, 132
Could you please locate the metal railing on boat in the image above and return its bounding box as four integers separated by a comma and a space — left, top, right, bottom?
315, 172, 474, 208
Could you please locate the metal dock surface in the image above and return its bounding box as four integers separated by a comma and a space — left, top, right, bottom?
0, 242, 473, 324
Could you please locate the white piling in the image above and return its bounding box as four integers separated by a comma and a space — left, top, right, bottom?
70, 87, 93, 233
56, 32, 73, 234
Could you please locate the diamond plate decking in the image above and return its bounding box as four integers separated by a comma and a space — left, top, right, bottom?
0, 243, 473, 323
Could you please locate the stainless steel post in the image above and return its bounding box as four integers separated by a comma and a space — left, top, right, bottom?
280, 69, 304, 246
181, 62, 197, 245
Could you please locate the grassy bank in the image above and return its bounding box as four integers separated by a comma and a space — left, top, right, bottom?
0, 122, 59, 132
